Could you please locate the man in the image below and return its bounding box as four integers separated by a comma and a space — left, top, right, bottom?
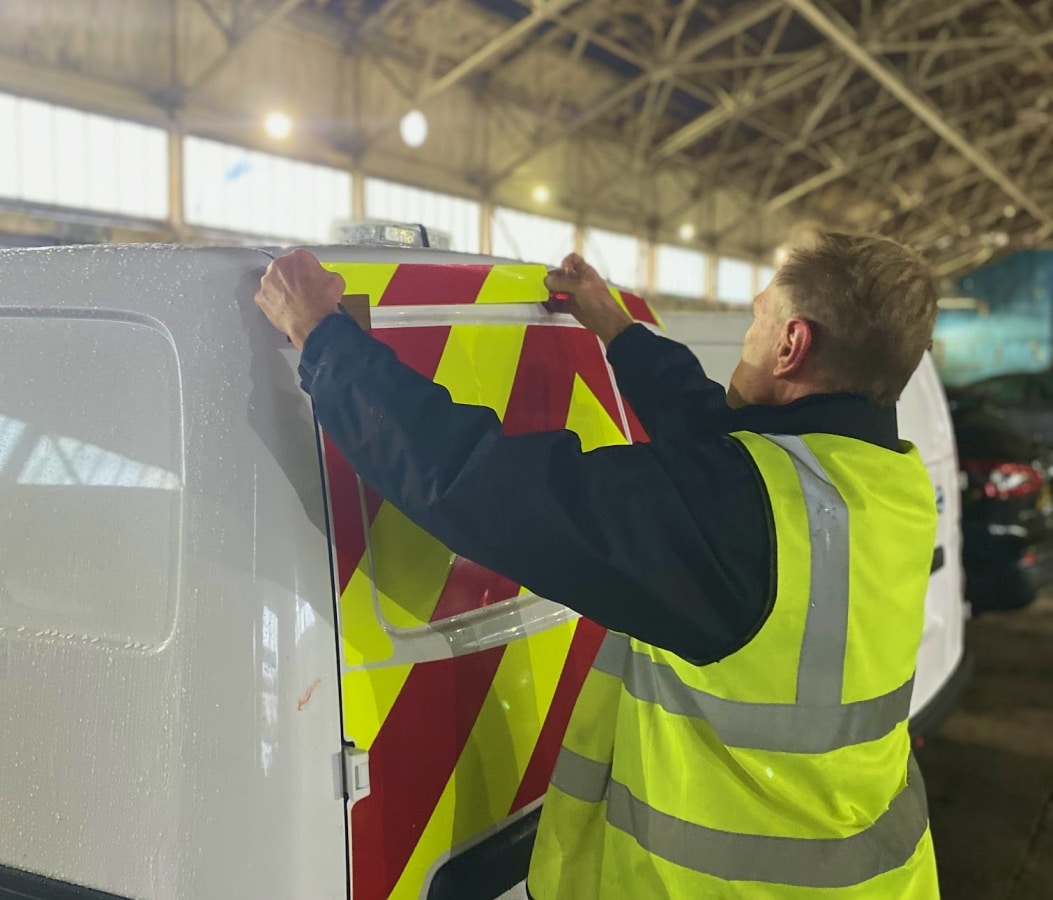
256, 233, 940, 898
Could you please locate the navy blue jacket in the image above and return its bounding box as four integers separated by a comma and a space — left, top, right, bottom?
299, 314, 898, 664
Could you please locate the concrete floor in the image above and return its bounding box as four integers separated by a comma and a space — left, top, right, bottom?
917, 593, 1053, 899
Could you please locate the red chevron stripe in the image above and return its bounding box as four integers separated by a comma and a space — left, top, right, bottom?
351, 646, 506, 900
509, 618, 607, 813
429, 557, 520, 622
378, 264, 492, 306
324, 435, 383, 593
620, 290, 658, 325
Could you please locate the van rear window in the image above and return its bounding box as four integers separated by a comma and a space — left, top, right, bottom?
0, 314, 182, 648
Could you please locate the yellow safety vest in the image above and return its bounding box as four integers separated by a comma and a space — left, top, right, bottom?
528, 432, 941, 899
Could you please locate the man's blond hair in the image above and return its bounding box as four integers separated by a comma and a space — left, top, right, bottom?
776, 232, 938, 408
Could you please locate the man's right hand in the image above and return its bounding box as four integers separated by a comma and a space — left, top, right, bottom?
545, 254, 634, 347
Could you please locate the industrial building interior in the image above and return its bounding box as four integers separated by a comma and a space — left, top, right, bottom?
0, 1, 1052, 898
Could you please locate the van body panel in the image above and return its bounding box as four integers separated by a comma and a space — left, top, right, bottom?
661, 310, 967, 719
0, 246, 346, 899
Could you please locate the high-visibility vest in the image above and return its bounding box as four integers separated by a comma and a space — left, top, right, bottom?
528, 432, 941, 899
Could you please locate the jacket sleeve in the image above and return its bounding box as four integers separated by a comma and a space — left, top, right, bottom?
299, 313, 772, 663
605, 324, 731, 440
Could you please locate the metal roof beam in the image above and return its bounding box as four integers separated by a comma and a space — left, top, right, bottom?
651, 51, 835, 161
417, 0, 582, 102
719, 87, 1050, 238
632, 0, 701, 163
185, 0, 305, 97
194, 0, 236, 42
783, 0, 1053, 227
490, 0, 783, 182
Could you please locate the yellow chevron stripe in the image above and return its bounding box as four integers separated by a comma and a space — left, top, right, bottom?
341, 659, 414, 749
435, 325, 526, 410
476, 264, 549, 304
372, 505, 455, 629
388, 621, 578, 900
566, 374, 629, 452
320, 262, 398, 306
608, 286, 630, 316
340, 565, 407, 746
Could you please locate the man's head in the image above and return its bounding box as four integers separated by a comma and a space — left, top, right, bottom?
727, 232, 937, 409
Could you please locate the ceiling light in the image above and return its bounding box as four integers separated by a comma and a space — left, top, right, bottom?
774, 245, 790, 266
264, 111, 292, 140
1004, 205, 1017, 218
532, 184, 551, 204
399, 110, 428, 148
678, 223, 696, 241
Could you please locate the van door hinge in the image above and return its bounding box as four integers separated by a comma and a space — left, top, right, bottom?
343, 746, 371, 807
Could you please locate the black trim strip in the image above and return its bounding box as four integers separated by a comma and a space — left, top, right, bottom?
427, 808, 540, 900
931, 545, 946, 575
0, 865, 128, 900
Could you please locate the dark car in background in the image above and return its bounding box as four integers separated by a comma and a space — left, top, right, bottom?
966, 369, 1053, 445
947, 388, 1053, 613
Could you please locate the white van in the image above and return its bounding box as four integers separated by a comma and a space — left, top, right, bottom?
0, 243, 969, 900
661, 310, 973, 736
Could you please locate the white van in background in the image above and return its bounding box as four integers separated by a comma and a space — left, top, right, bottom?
662, 310, 973, 737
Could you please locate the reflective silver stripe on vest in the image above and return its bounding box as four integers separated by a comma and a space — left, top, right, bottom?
550, 747, 611, 803
764, 434, 851, 706
554, 749, 929, 889
592, 629, 631, 676
593, 636, 914, 753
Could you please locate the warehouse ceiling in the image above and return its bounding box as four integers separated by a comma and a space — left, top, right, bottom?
1, 0, 1052, 276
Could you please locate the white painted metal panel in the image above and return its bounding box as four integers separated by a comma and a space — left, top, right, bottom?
0, 246, 346, 899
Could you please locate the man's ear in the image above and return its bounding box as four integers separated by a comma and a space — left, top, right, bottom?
774, 317, 814, 378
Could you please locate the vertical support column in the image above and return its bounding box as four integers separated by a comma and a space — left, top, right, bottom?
704, 249, 719, 302
480, 196, 493, 255
644, 237, 657, 296
167, 123, 185, 242
352, 166, 366, 220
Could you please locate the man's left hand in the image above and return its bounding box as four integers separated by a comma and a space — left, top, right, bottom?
256, 249, 346, 350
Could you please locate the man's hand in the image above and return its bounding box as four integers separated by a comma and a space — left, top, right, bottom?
546, 254, 633, 347
255, 249, 345, 350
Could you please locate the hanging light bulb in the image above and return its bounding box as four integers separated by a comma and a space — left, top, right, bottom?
399, 110, 429, 148
264, 111, 292, 140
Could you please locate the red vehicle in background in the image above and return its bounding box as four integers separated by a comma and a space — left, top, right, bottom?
948, 388, 1053, 613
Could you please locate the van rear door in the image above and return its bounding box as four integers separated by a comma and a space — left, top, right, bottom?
312, 256, 657, 900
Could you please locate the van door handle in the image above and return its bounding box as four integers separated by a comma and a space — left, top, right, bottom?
930, 546, 945, 575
